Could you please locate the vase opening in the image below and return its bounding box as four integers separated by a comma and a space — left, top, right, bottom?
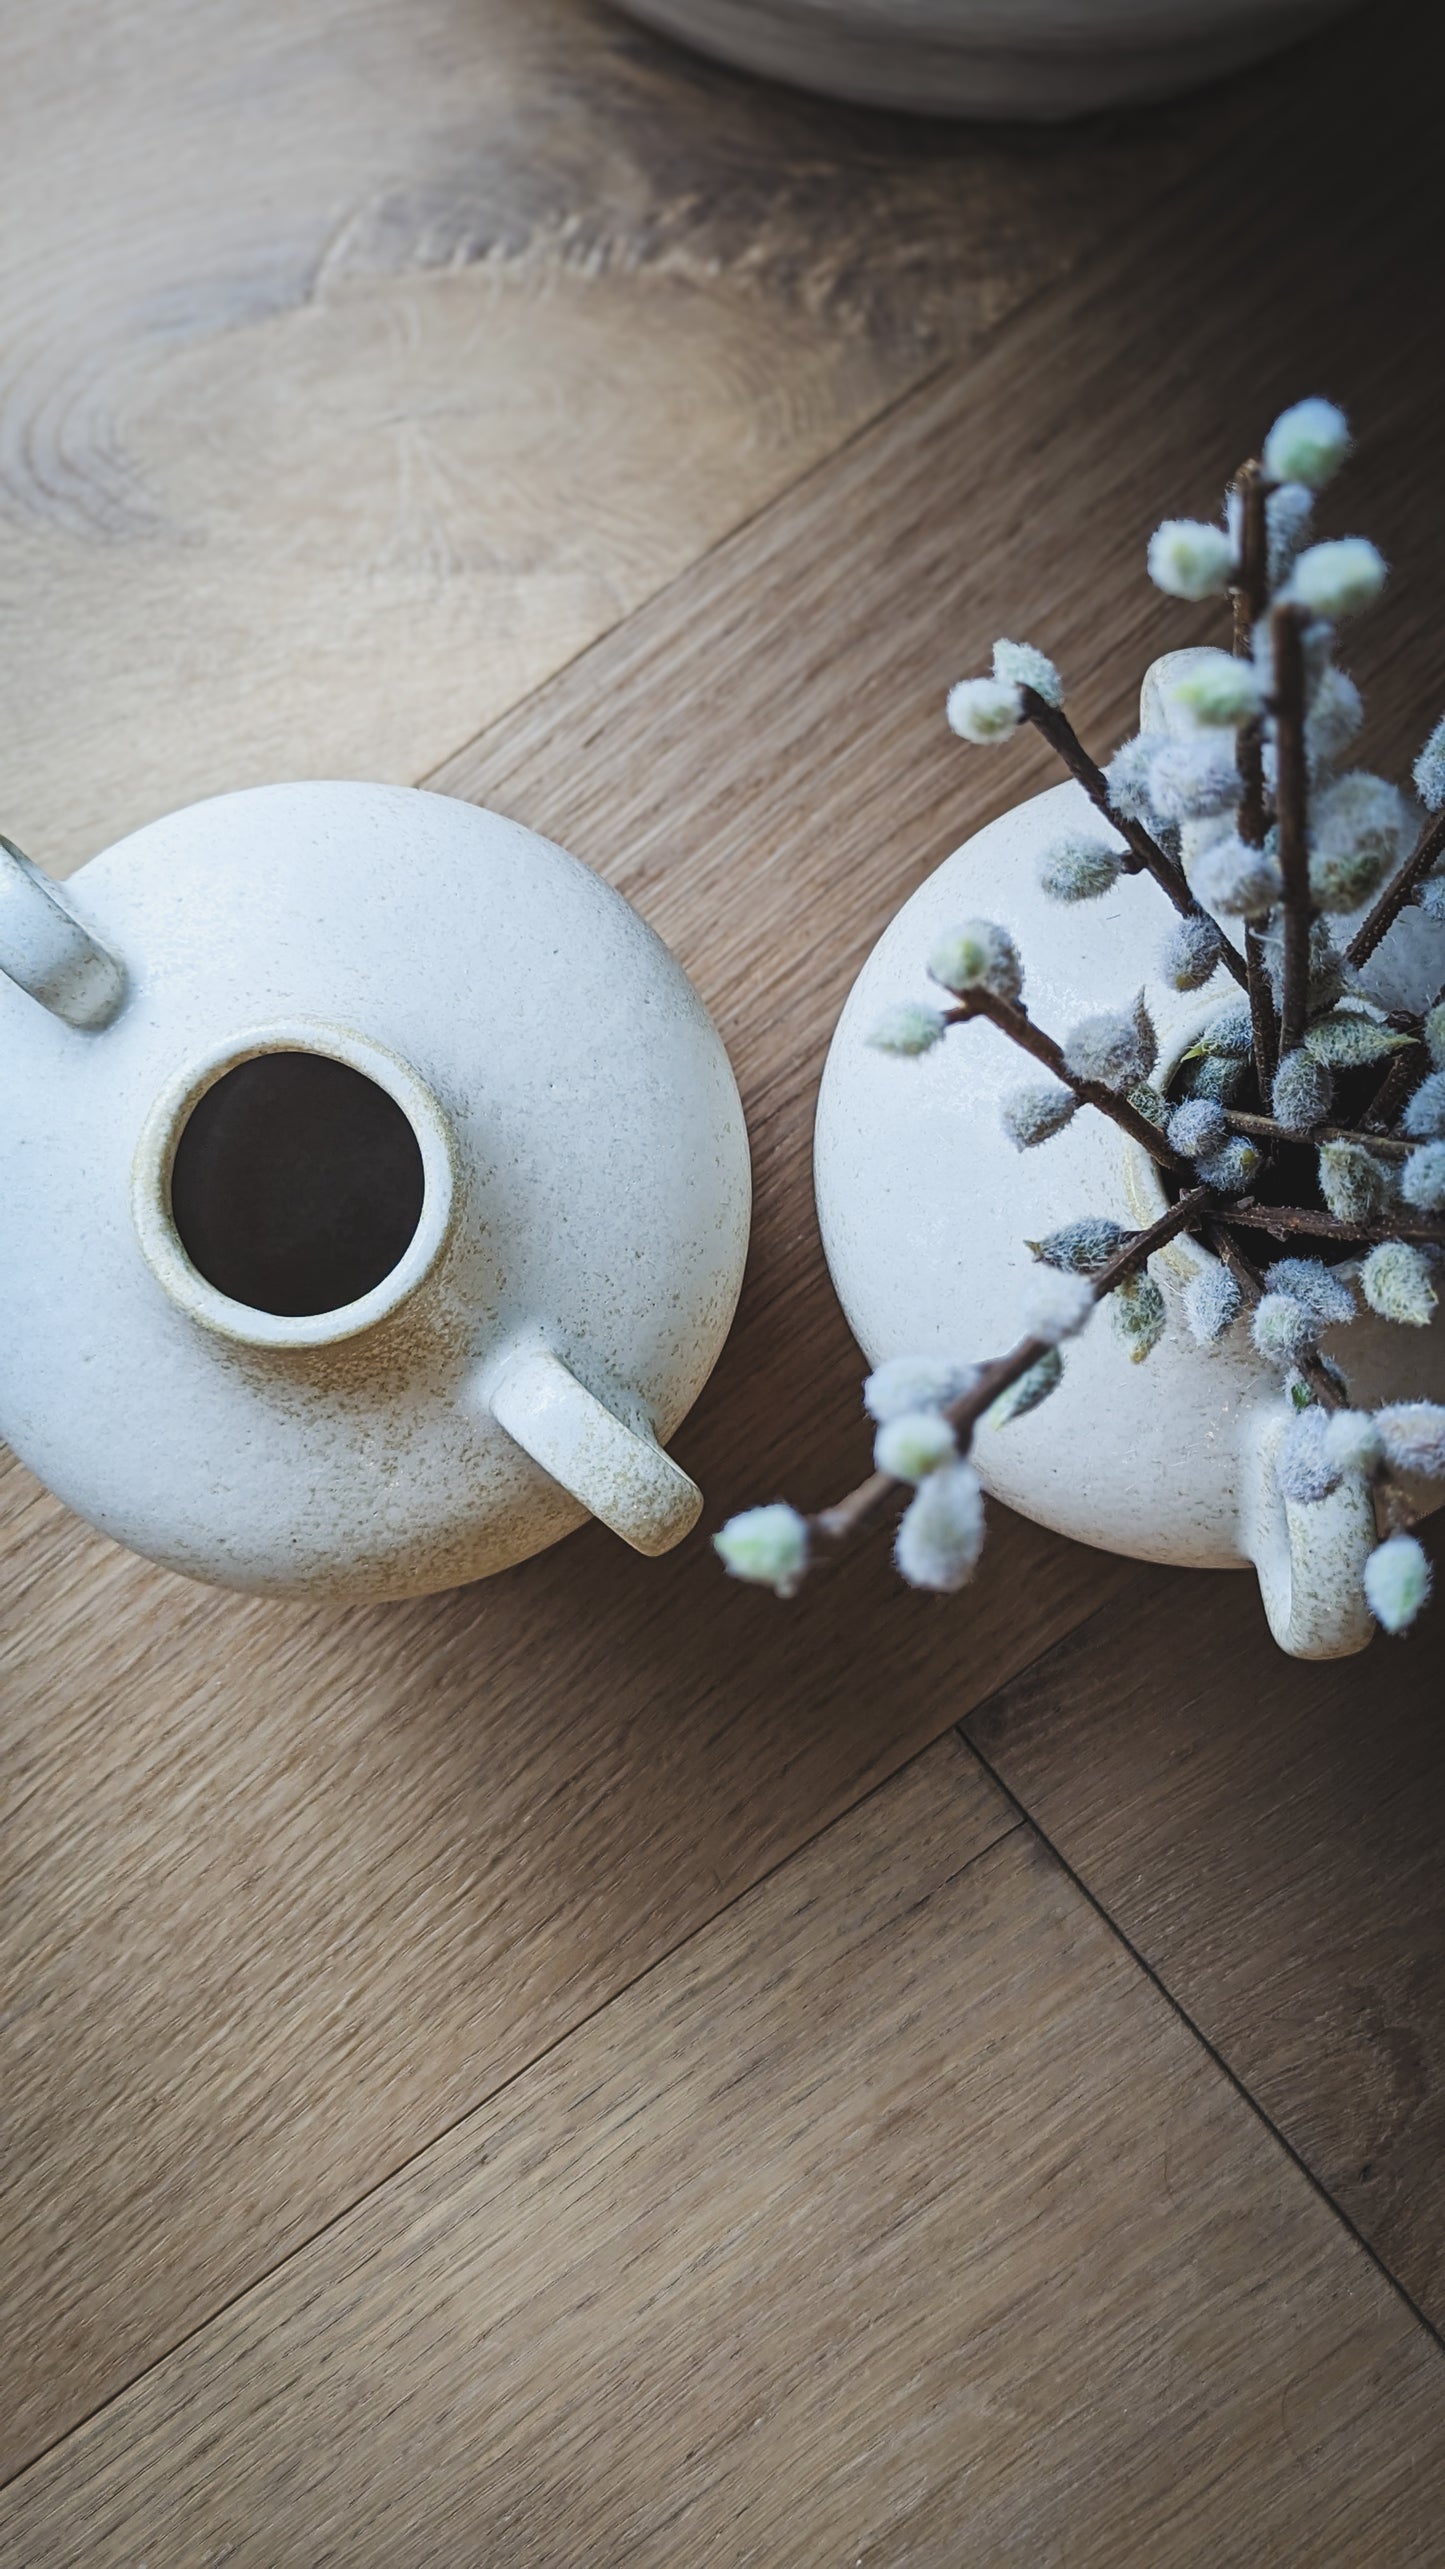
168, 1049, 426, 1319
132, 1021, 457, 1351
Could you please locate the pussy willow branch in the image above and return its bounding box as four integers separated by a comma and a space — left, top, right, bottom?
1229, 458, 1272, 652
1345, 803, 1445, 971
1225, 1199, 1445, 1246
1230, 462, 1279, 1100
1017, 686, 1250, 992
1223, 1108, 1414, 1158
1360, 1044, 1425, 1134
945, 987, 1193, 1176
1208, 1220, 1412, 1526
811, 1189, 1212, 1552
1271, 604, 1313, 1057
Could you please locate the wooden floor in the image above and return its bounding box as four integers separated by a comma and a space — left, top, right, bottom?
3, 1, 1444, 2560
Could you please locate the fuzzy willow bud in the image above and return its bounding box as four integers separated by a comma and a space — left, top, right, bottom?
1360, 1241, 1438, 1327
1364, 1532, 1432, 1634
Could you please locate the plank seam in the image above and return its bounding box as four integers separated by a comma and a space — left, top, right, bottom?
957, 1725, 1445, 2363
0, 1792, 1027, 2494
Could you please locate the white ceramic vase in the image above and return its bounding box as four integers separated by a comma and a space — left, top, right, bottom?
814, 690, 1445, 1659
0, 785, 751, 1600
612, 0, 1353, 120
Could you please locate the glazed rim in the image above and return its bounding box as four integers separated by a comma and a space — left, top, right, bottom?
131, 1019, 456, 1350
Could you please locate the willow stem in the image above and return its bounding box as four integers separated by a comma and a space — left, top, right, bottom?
1226, 1199, 1445, 1247
810, 1190, 1212, 1552
945, 987, 1192, 1176
1223, 1109, 1413, 1159
1271, 604, 1312, 1058
1360, 1046, 1425, 1134
1345, 804, 1445, 971
1018, 687, 1249, 992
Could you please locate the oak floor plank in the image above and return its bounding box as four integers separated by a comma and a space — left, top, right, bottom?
964, 1540, 1445, 2335
5, 1739, 1442, 2568
0, 1477, 1115, 2481
0, 0, 1261, 874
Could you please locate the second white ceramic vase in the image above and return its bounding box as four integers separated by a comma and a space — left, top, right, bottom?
612, 0, 1353, 120
814, 678, 1445, 1659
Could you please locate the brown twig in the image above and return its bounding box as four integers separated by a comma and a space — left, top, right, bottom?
1230, 459, 1271, 648
1360, 1045, 1425, 1134
1018, 687, 1249, 992
946, 987, 1192, 1176
1271, 604, 1313, 1057
1229, 464, 1278, 1099
1243, 929, 1280, 1102
1226, 1199, 1445, 1246
1231, 460, 1273, 853
1345, 804, 1445, 971
811, 1189, 1212, 1552
1223, 1109, 1413, 1159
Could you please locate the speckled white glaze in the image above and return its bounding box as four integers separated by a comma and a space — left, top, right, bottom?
0, 784, 751, 1599
815, 739, 1445, 1659
611, 0, 1352, 121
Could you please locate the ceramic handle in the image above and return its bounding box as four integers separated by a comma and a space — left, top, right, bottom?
489, 1348, 703, 1556
1241, 1408, 1375, 1659
0, 836, 125, 1028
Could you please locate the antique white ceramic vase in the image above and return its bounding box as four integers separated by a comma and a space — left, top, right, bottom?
0, 785, 750, 1599
612, 0, 1353, 120
815, 703, 1445, 1660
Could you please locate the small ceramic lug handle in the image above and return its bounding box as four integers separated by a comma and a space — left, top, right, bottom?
0, 835, 125, 1028
489, 1348, 703, 1557
1242, 1408, 1376, 1660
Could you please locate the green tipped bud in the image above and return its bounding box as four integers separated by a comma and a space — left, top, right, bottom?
946, 676, 1023, 744
928, 920, 1023, 1003
1168, 659, 1264, 726
1364, 1532, 1432, 1635
988, 1347, 1062, 1428
992, 638, 1062, 707
1112, 1271, 1166, 1362
1148, 519, 1234, 601
1037, 834, 1125, 903
1160, 913, 1226, 992
874, 1409, 958, 1483
894, 1461, 986, 1593
1360, 1241, 1438, 1327
1030, 1217, 1128, 1275
1183, 1261, 1242, 1344
1318, 1139, 1392, 1224
1288, 537, 1387, 618
867, 1000, 947, 1058
714, 1503, 810, 1597
1262, 398, 1350, 490
1303, 1010, 1413, 1070
1271, 1048, 1333, 1134
1001, 1083, 1077, 1150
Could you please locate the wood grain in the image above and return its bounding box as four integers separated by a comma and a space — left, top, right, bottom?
4, 0, 1444, 2506
0, 1450, 1130, 2480
5, 1740, 1443, 2568
0, 0, 1258, 875
964, 1534, 1445, 2335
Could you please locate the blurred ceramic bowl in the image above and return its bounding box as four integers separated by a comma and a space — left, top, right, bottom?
611, 0, 1354, 119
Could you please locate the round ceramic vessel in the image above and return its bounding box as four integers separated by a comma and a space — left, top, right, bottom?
611, 0, 1352, 120
814, 767, 1445, 1659
0, 785, 751, 1600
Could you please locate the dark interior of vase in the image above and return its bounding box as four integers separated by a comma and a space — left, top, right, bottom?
1163, 1049, 1384, 1257
168, 1051, 426, 1317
